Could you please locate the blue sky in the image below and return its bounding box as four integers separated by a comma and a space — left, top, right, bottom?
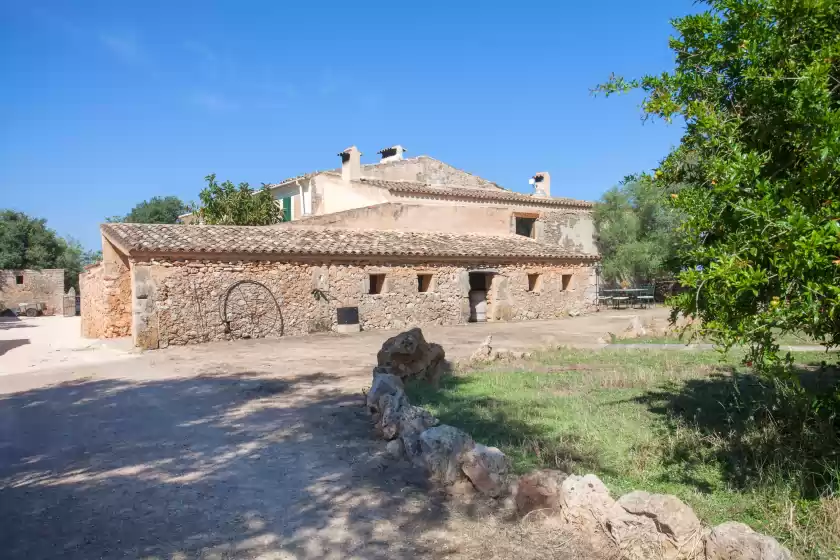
1, 0, 695, 250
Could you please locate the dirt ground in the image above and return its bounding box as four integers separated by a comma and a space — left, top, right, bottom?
0, 309, 663, 559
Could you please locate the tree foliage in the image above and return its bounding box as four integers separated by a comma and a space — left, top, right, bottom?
596, 0, 840, 370
192, 174, 280, 225
0, 210, 98, 292
109, 196, 187, 224
594, 175, 682, 285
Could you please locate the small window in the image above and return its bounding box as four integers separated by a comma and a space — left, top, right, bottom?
527, 273, 541, 292
562, 274, 573, 291
515, 217, 536, 238
368, 274, 385, 295
417, 273, 433, 293
15, 275, 24, 285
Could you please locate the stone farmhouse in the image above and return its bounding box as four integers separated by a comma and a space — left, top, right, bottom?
0, 269, 66, 316
81, 146, 600, 349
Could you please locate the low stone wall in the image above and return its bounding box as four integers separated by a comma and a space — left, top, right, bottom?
130, 257, 596, 349
367, 329, 794, 560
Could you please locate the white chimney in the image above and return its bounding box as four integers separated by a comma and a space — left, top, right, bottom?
339, 146, 362, 182
377, 145, 406, 163
532, 172, 551, 197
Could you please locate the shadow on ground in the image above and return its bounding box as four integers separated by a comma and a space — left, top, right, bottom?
0, 372, 458, 559
633, 365, 840, 498
0, 339, 29, 356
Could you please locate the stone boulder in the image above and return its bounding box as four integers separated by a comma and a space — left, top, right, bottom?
513, 469, 568, 516
398, 404, 439, 466
377, 328, 447, 383
385, 439, 404, 460
366, 372, 404, 413
419, 425, 475, 485
704, 522, 792, 560
376, 391, 408, 440
606, 491, 703, 560
461, 444, 510, 497
559, 474, 617, 553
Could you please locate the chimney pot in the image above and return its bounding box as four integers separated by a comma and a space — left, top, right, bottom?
532, 172, 551, 197
339, 145, 362, 182
377, 145, 406, 163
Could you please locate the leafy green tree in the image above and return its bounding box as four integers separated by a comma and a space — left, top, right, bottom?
109, 196, 188, 224
0, 211, 95, 291
192, 174, 281, 225
0, 210, 64, 270
596, 0, 840, 369
594, 175, 682, 285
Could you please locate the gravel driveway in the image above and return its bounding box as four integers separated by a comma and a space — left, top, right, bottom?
0, 311, 664, 559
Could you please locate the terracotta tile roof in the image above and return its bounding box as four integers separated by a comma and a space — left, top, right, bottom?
358, 178, 593, 208
100, 223, 597, 261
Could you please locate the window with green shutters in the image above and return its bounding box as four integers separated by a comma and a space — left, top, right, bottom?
280, 196, 292, 222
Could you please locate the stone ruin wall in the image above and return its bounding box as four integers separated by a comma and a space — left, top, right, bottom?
130, 257, 596, 348
0, 269, 65, 315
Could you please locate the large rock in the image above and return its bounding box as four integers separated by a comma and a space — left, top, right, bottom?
559, 474, 617, 553
461, 444, 510, 497
419, 425, 475, 485
366, 372, 404, 413
514, 469, 568, 516
376, 391, 408, 440
606, 491, 703, 560
704, 522, 793, 560
398, 404, 439, 466
560, 474, 615, 527
377, 328, 447, 383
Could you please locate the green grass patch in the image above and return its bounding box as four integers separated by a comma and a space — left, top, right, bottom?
406, 348, 840, 559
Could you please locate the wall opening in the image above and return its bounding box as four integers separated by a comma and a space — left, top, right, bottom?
527, 273, 541, 292
562, 274, 573, 291
468, 271, 494, 322
515, 217, 536, 238
15, 275, 24, 285
417, 273, 433, 293
368, 274, 386, 295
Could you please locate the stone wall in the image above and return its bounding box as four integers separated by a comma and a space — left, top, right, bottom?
131, 257, 596, 349
79, 237, 132, 338
537, 210, 597, 254
361, 156, 503, 190
0, 269, 65, 315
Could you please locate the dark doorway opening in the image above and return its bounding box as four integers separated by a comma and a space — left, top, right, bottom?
468, 271, 494, 322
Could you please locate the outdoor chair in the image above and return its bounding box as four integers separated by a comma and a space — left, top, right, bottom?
597, 295, 613, 308
637, 285, 655, 308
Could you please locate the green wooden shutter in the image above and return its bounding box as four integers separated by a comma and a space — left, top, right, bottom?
281, 196, 292, 222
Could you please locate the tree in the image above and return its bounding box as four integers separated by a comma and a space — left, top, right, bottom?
596, 0, 840, 370
0, 211, 95, 291
192, 174, 281, 225
594, 175, 682, 285
109, 196, 188, 224
0, 210, 64, 270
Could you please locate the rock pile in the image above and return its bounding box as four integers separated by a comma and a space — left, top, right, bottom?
366, 328, 794, 560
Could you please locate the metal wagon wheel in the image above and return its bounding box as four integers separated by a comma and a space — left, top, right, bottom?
219, 280, 283, 339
